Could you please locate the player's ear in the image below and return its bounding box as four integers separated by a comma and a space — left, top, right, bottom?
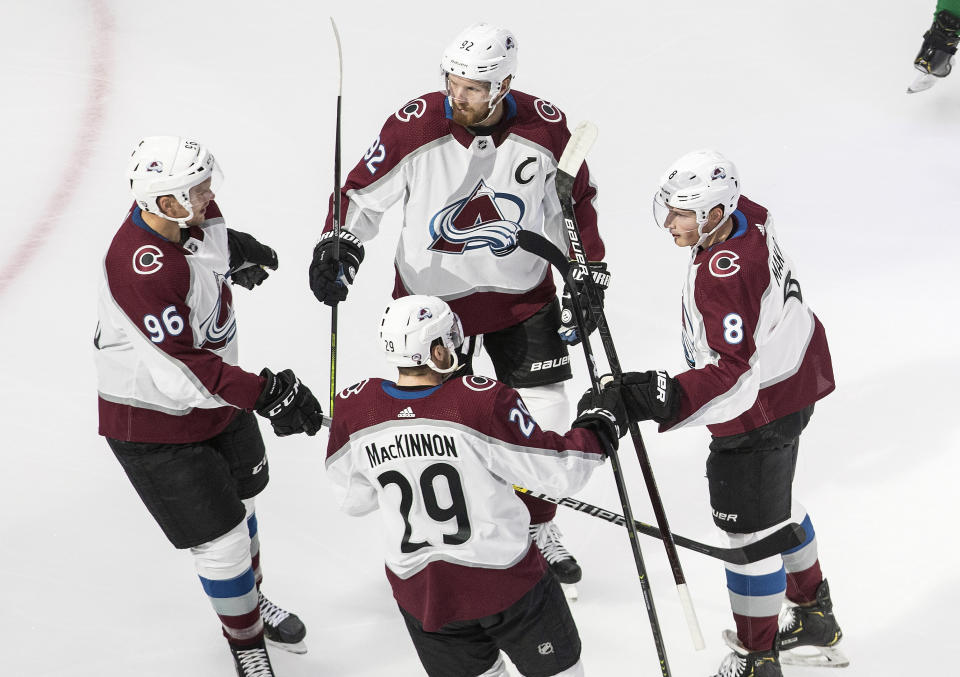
431, 343, 450, 368
708, 205, 725, 230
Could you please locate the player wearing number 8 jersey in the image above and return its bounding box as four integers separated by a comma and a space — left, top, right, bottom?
611, 151, 846, 675
325, 295, 627, 677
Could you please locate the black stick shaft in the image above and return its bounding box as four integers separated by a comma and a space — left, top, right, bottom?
329, 18, 343, 414
513, 486, 805, 565
561, 239, 673, 677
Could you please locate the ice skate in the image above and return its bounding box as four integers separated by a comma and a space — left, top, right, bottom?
713, 633, 781, 677
908, 10, 960, 93
259, 590, 307, 654
776, 579, 848, 668
229, 639, 276, 677
530, 520, 581, 599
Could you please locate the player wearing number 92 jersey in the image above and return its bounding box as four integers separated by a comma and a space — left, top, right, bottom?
325, 375, 606, 630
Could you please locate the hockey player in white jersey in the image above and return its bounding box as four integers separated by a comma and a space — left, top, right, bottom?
309, 23, 611, 587
611, 151, 846, 676
326, 295, 627, 677
95, 136, 325, 677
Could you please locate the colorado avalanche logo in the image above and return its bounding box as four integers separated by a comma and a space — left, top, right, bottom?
417, 308, 433, 321
132, 245, 164, 275
428, 179, 524, 256
146, 160, 163, 173
708, 250, 740, 278
711, 166, 727, 180
198, 272, 237, 349
395, 98, 427, 122
534, 99, 562, 123
463, 375, 496, 392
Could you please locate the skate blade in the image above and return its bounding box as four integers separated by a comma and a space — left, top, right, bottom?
266, 637, 308, 655
780, 644, 849, 668
561, 583, 578, 602
907, 72, 939, 93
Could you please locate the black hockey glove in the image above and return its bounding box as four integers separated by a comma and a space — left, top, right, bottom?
614, 370, 681, 424
308, 231, 365, 306
558, 261, 610, 346
572, 385, 627, 451
255, 368, 324, 437
227, 229, 278, 290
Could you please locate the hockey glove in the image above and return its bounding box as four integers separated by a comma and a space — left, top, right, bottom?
255, 368, 324, 437
308, 231, 364, 306
558, 261, 610, 346
227, 229, 278, 290
614, 370, 681, 424
572, 385, 627, 451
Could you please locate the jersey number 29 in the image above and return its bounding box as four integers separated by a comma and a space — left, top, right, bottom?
378, 462, 472, 553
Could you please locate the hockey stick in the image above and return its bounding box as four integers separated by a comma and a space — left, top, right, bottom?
513, 486, 806, 565
328, 17, 343, 415
547, 120, 705, 650
540, 138, 672, 676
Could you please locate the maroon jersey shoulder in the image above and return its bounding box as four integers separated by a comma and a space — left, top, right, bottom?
506, 90, 570, 159
104, 209, 192, 303
376, 92, 452, 158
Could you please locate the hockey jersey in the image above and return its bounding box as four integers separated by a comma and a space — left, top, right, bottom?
665, 196, 835, 437
324, 90, 604, 336
95, 203, 264, 443
325, 375, 606, 631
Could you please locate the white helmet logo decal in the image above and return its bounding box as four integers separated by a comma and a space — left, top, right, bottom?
146, 160, 163, 173
711, 166, 727, 180
417, 308, 433, 321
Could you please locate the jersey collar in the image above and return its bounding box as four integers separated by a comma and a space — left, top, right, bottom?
381, 381, 443, 400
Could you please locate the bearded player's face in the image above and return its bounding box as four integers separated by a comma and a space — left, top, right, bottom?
445, 74, 493, 126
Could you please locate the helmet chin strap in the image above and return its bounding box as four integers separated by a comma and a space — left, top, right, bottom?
428, 350, 460, 376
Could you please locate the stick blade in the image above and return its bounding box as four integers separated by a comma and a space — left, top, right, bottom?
517, 230, 570, 275
557, 121, 598, 177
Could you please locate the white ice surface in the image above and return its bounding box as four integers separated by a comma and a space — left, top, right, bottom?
1, 1, 957, 675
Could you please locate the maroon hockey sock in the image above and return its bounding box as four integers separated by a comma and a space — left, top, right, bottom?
785, 560, 823, 604
516, 490, 558, 523
221, 607, 265, 648
734, 613, 779, 652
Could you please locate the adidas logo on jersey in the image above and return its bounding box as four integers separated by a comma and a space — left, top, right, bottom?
398, 407, 416, 418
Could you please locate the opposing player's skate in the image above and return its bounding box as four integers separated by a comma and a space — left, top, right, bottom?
776, 579, 848, 668
529, 520, 581, 599
908, 10, 960, 93
229, 639, 276, 677
712, 634, 782, 677
259, 591, 307, 654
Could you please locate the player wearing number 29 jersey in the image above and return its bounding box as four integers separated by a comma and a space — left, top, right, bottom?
325, 375, 606, 631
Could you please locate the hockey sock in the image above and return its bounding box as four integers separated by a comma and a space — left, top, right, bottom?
723, 529, 787, 651
780, 505, 824, 604
191, 515, 263, 647
243, 499, 263, 589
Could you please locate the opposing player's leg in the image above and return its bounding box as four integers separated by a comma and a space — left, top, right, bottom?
484, 299, 582, 590
212, 413, 308, 654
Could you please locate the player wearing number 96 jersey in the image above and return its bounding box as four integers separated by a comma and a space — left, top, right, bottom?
614, 151, 845, 677
325, 295, 620, 677
94, 137, 324, 676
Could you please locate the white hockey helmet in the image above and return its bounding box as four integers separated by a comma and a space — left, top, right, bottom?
441, 23, 518, 108
127, 136, 221, 225
653, 149, 740, 245
380, 295, 464, 374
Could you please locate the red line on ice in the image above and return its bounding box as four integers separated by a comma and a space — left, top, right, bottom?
0, 0, 113, 297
